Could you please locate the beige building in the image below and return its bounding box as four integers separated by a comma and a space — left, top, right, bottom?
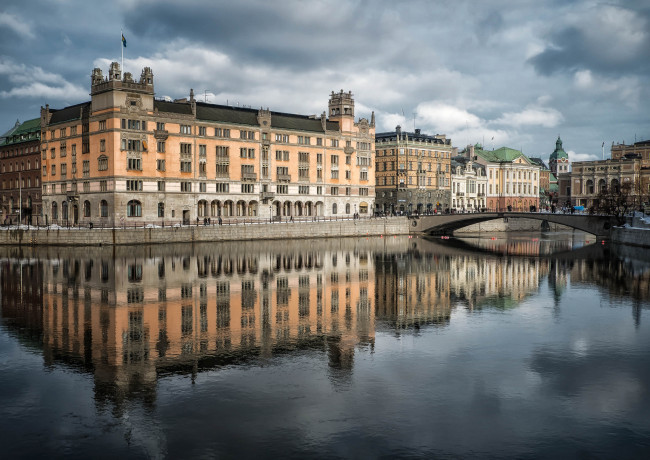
570, 157, 643, 208
374, 126, 453, 215
40, 63, 375, 226
463, 144, 540, 211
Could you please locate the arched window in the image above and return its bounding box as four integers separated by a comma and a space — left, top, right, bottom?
100, 200, 108, 217
345, 203, 350, 214
62, 202, 68, 220
83, 200, 91, 217
52, 202, 58, 220
127, 200, 141, 217
332, 203, 338, 215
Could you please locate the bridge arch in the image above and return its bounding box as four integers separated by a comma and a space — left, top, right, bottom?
410, 212, 619, 239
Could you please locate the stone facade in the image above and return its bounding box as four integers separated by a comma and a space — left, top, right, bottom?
40, 64, 375, 226
450, 157, 487, 212
374, 126, 453, 214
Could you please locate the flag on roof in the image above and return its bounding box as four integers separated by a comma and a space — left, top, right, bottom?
122, 33, 127, 48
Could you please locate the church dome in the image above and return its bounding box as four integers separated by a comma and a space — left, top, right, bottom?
550, 136, 569, 161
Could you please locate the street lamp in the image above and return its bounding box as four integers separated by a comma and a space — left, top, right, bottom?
269, 204, 272, 223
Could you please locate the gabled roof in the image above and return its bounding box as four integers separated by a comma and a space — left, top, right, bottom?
529, 157, 549, 170
49, 102, 91, 125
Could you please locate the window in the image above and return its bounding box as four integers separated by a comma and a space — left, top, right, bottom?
52, 202, 58, 219
180, 160, 192, 172
276, 150, 289, 161
360, 187, 369, 196
156, 122, 166, 131
345, 187, 351, 196
127, 158, 142, 170
99, 139, 106, 152
198, 126, 206, 136
332, 203, 338, 214
157, 181, 165, 191
331, 170, 339, 179
127, 200, 142, 217
100, 180, 107, 192
181, 181, 192, 192
331, 155, 339, 165
83, 200, 91, 217
298, 135, 310, 145
70, 126, 77, 136
241, 183, 255, 193
277, 184, 288, 194
346, 155, 351, 165
158, 202, 164, 218
316, 186, 322, 195
126, 180, 142, 191
215, 127, 230, 138
199, 182, 206, 192
83, 160, 90, 177
299, 186, 309, 194
240, 130, 255, 140
345, 170, 351, 179
317, 153, 323, 164
331, 186, 339, 195
316, 138, 323, 146
157, 141, 165, 152
360, 170, 368, 181
180, 143, 192, 155
275, 133, 289, 143
180, 125, 191, 134
51, 164, 56, 176
157, 159, 166, 171
215, 182, 229, 192
216, 163, 229, 177
331, 139, 339, 147
98, 155, 108, 171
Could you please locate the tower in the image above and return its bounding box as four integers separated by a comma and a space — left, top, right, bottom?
549, 136, 570, 175
328, 90, 355, 132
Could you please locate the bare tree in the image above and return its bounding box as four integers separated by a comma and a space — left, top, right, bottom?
588, 182, 635, 223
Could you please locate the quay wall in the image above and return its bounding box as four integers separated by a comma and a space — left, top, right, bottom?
612, 227, 650, 248
0, 217, 410, 247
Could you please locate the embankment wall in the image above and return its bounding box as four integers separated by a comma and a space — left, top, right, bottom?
0, 217, 410, 247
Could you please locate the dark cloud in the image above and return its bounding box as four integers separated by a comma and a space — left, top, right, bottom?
529, 8, 650, 76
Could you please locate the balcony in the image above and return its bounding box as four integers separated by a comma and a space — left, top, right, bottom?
154, 129, 169, 140
241, 172, 257, 181
260, 191, 275, 202
456, 192, 465, 197
277, 173, 291, 182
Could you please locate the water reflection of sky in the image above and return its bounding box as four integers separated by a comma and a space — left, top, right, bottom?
1, 236, 649, 458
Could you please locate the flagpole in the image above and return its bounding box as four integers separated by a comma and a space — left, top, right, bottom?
121, 29, 124, 73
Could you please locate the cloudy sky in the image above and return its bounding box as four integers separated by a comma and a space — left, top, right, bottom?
1, 0, 649, 163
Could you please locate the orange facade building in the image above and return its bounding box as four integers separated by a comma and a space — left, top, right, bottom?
40, 63, 375, 226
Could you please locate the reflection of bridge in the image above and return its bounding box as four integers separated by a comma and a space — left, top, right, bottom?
410, 212, 620, 239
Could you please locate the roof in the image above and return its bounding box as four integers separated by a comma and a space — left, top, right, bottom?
529, 157, 549, 170
375, 129, 450, 145
48, 102, 91, 125
549, 136, 568, 161
475, 145, 532, 164
1, 118, 41, 146
154, 100, 340, 133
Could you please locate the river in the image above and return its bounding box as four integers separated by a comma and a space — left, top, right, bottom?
1, 232, 649, 458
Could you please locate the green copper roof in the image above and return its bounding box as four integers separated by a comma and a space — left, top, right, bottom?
1, 118, 41, 146
474, 145, 532, 164
549, 136, 568, 161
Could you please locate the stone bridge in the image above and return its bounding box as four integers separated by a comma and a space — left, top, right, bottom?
409, 212, 621, 239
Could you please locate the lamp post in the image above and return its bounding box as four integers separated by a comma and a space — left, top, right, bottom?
269, 205, 272, 223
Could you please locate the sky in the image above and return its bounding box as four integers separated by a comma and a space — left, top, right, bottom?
1, 0, 649, 164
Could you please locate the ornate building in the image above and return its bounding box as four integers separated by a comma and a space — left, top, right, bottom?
529, 157, 552, 209
570, 156, 643, 209
463, 144, 540, 211
374, 126, 453, 215
450, 156, 487, 212
0, 118, 42, 224
41, 63, 375, 225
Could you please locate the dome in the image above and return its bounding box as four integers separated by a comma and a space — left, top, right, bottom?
550, 136, 569, 161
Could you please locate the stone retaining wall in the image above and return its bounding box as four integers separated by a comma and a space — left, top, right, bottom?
0, 217, 410, 247
612, 227, 650, 248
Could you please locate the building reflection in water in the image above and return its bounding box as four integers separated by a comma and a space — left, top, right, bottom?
1, 235, 649, 414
